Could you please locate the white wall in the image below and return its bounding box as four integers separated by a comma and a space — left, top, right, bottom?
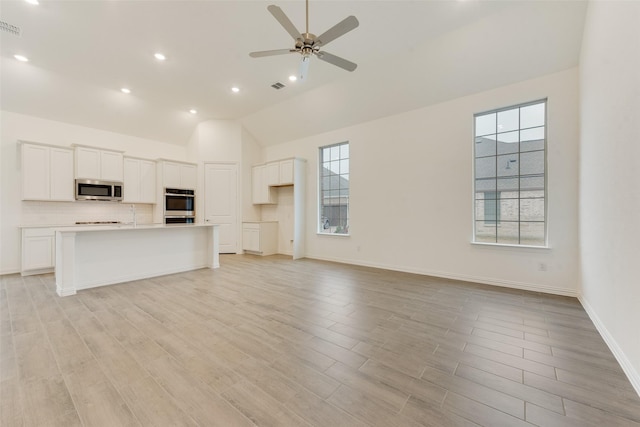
187, 119, 243, 225
265, 68, 580, 296
241, 128, 263, 223
0, 111, 187, 274
579, 1, 640, 394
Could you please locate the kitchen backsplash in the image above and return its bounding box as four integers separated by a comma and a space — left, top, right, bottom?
21, 201, 154, 226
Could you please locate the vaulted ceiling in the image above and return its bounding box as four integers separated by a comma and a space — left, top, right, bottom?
1, 1, 587, 146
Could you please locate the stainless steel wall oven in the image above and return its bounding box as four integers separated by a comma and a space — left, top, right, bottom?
164, 188, 195, 224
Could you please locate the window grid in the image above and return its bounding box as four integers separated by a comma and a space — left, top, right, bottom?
473, 100, 547, 246
319, 142, 349, 235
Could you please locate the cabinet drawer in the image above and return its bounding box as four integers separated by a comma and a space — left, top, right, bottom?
242, 223, 260, 230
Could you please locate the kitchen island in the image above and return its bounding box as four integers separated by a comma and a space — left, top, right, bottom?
55, 223, 219, 297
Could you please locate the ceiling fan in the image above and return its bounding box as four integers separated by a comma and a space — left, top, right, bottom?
249, 0, 359, 81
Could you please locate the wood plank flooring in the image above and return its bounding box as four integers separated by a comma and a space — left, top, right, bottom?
2, 254, 640, 426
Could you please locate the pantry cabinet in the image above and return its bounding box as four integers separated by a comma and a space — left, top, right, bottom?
123, 157, 156, 203
74, 145, 124, 181
21, 142, 74, 201
21, 227, 55, 275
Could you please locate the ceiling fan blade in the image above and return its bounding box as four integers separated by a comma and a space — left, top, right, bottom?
249, 49, 295, 58
316, 51, 357, 72
316, 15, 359, 47
299, 56, 311, 81
267, 5, 302, 41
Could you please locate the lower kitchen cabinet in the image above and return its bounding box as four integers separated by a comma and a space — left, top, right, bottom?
21, 227, 55, 275
242, 222, 278, 256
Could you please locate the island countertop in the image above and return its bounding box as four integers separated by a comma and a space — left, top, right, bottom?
55, 223, 219, 297
52, 223, 212, 233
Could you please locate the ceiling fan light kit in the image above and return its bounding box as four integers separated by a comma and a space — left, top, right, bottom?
249, 0, 359, 81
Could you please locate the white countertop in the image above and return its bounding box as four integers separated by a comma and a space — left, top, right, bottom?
53, 223, 215, 233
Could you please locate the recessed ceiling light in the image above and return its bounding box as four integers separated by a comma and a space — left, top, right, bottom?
25, 0, 39, 5
121, 88, 131, 94
288, 75, 297, 82
154, 53, 166, 61
231, 87, 240, 93
189, 109, 197, 114
14, 54, 28, 62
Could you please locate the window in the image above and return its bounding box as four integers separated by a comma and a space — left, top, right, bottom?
319, 142, 349, 234
474, 100, 546, 246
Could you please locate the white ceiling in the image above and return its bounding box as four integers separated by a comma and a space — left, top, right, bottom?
0, 0, 587, 146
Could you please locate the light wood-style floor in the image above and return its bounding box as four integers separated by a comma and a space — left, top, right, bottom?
2, 254, 640, 426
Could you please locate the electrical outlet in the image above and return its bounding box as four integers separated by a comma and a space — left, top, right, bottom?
538, 262, 547, 272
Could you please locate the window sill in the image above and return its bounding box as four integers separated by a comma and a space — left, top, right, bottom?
317, 232, 350, 237
471, 241, 550, 250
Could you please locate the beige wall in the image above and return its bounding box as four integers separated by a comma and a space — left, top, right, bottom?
579, 0, 640, 395
264, 68, 580, 296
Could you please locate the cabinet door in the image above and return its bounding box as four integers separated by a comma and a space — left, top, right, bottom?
75, 147, 101, 179
252, 166, 264, 204
279, 159, 294, 185
163, 162, 181, 188
180, 164, 197, 189
242, 226, 260, 252
139, 160, 157, 203
123, 158, 141, 202
22, 144, 50, 200
101, 151, 123, 181
266, 162, 280, 186
49, 148, 74, 201
22, 228, 55, 272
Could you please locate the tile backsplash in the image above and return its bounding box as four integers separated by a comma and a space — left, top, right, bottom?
21, 201, 155, 226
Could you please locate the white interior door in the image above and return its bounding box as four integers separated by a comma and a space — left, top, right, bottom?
204, 163, 238, 254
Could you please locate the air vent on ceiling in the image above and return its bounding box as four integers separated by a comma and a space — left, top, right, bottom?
271, 82, 285, 90
0, 21, 21, 37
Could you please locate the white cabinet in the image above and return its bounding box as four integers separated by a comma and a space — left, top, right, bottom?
252, 165, 277, 204
263, 159, 294, 188
21, 142, 74, 201
279, 159, 294, 185
123, 157, 156, 203
21, 228, 55, 275
160, 161, 197, 189
266, 162, 280, 186
242, 222, 278, 255
74, 145, 124, 181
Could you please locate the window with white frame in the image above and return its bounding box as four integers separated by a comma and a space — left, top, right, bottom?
474, 100, 546, 246
319, 142, 349, 235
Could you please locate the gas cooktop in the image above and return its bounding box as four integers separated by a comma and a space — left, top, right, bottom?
75, 221, 122, 225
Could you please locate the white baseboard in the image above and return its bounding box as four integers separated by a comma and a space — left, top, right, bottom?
306, 254, 578, 297
579, 296, 640, 398
0, 268, 21, 276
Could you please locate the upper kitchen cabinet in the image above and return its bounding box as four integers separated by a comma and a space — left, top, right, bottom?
74, 145, 124, 181
252, 164, 277, 204
265, 159, 294, 187
252, 158, 299, 205
158, 160, 197, 189
123, 157, 156, 204
21, 141, 74, 201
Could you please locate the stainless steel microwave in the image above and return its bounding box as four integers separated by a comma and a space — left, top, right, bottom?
75, 179, 123, 202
